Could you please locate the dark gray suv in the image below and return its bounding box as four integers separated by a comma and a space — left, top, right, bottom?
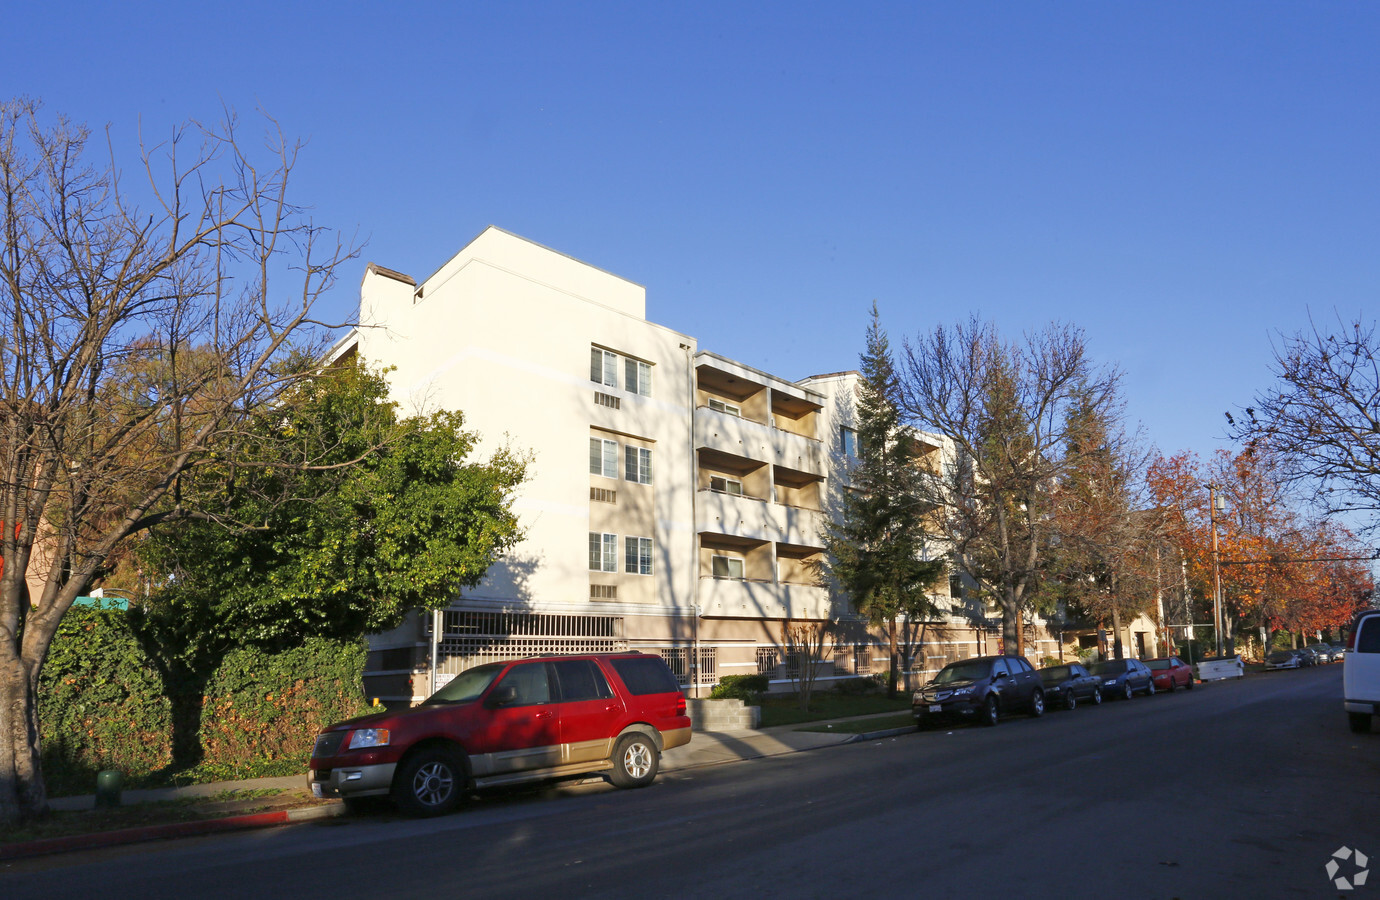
912, 655, 1046, 728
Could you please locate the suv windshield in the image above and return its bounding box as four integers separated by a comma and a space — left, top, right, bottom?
1088, 660, 1127, 676
933, 660, 992, 684
424, 663, 504, 705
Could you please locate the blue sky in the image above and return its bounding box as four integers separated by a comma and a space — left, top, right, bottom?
7, 2, 1379, 463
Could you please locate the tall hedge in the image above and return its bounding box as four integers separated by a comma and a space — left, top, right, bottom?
38, 608, 375, 794
198, 637, 374, 769
38, 607, 173, 795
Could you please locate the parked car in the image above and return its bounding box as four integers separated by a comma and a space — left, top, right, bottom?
1293, 646, 1320, 667
307, 652, 692, 816
1264, 649, 1304, 670
1332, 642, 1348, 661
1307, 643, 1339, 664
1344, 609, 1380, 734
1087, 658, 1155, 699
1146, 657, 1195, 692
1038, 662, 1104, 710
913, 655, 1046, 728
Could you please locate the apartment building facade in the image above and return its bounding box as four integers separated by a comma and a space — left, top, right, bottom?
338, 227, 1064, 704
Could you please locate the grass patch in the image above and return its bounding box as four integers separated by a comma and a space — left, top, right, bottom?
757, 692, 910, 728
796, 712, 915, 734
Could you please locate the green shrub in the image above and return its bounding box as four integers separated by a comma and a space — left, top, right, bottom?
39, 607, 174, 795
709, 674, 769, 702
1040, 656, 1062, 668
198, 638, 374, 771
834, 677, 877, 696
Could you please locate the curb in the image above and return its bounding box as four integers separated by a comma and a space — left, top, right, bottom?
0, 802, 343, 862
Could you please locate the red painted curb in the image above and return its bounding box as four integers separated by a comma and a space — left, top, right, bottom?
0, 809, 294, 861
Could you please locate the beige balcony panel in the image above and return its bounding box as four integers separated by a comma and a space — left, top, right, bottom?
697, 578, 833, 620
695, 412, 824, 475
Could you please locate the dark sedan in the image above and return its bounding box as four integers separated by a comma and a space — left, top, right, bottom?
1087, 658, 1155, 700
1038, 662, 1104, 710
913, 655, 1046, 728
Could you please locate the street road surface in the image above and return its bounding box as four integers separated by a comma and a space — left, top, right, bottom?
3, 665, 1374, 899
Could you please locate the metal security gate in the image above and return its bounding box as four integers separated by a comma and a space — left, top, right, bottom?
434, 611, 627, 678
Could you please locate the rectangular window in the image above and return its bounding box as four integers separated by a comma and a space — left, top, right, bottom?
625, 446, 652, 484
841, 426, 859, 459
625, 536, 653, 575
590, 437, 618, 478
624, 358, 652, 397
709, 476, 743, 496
589, 487, 617, 504
594, 391, 621, 409
590, 347, 618, 388
708, 398, 741, 417
711, 555, 745, 580
588, 532, 617, 572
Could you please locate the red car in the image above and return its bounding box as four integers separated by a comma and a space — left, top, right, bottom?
308, 652, 691, 816
1146, 656, 1195, 692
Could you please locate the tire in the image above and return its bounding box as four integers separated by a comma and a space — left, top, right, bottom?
1122, 681, 1133, 701
1145, 679, 1156, 697
982, 695, 1000, 727
1186, 674, 1195, 690
1349, 712, 1372, 734
1167, 676, 1177, 693
609, 733, 660, 788
1065, 691, 1078, 711
1091, 687, 1103, 705
392, 747, 466, 817
1029, 690, 1045, 718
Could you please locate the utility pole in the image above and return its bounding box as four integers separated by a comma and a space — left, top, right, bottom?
1208, 484, 1225, 658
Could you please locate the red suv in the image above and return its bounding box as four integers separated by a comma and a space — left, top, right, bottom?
308, 652, 692, 815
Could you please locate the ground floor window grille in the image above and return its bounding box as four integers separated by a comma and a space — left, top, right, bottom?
854, 644, 872, 675
756, 647, 778, 677
435, 611, 626, 676
660, 646, 717, 687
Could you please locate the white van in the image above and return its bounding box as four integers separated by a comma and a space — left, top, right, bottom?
1344, 609, 1380, 733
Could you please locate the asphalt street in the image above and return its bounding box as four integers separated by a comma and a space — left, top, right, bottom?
3, 665, 1374, 900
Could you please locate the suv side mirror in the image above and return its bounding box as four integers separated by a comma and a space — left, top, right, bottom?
486, 685, 518, 708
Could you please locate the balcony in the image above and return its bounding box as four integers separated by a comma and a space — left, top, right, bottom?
696, 489, 823, 548
695, 410, 824, 475
698, 576, 833, 620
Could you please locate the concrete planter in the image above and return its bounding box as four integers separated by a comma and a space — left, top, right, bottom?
686, 698, 760, 732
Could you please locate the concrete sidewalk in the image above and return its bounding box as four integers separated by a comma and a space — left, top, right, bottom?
9, 714, 910, 861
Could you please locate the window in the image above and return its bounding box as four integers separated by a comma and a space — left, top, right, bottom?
588, 532, 617, 572
590, 347, 618, 388
609, 656, 681, 695
711, 555, 744, 580
625, 446, 652, 484
493, 662, 551, 706
590, 437, 618, 478
552, 659, 613, 702
624, 358, 652, 397
590, 487, 617, 504
709, 476, 743, 496
841, 426, 859, 459
625, 536, 653, 575
590, 584, 618, 600
594, 391, 621, 409
708, 398, 741, 417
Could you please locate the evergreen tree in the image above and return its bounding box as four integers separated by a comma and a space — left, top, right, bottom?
825, 305, 945, 697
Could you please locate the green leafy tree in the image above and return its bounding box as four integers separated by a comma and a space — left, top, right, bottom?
126, 363, 527, 767
824, 305, 945, 697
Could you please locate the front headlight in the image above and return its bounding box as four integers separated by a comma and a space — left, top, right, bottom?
347, 728, 391, 750
951, 687, 974, 697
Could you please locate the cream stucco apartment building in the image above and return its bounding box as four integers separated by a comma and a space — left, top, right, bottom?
336, 227, 1094, 704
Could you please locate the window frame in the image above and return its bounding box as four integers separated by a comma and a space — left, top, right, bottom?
709, 475, 743, 496
624, 357, 652, 397
590, 347, 618, 388
588, 532, 618, 572
711, 554, 745, 580
625, 445, 652, 484
590, 437, 618, 478
708, 398, 742, 417
625, 536, 653, 575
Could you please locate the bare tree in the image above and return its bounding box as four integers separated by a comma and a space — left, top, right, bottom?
0, 100, 358, 824
1229, 313, 1380, 527
898, 316, 1121, 657
781, 619, 835, 711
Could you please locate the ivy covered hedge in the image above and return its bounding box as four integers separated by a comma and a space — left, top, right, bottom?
38, 607, 373, 795
39, 607, 173, 796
